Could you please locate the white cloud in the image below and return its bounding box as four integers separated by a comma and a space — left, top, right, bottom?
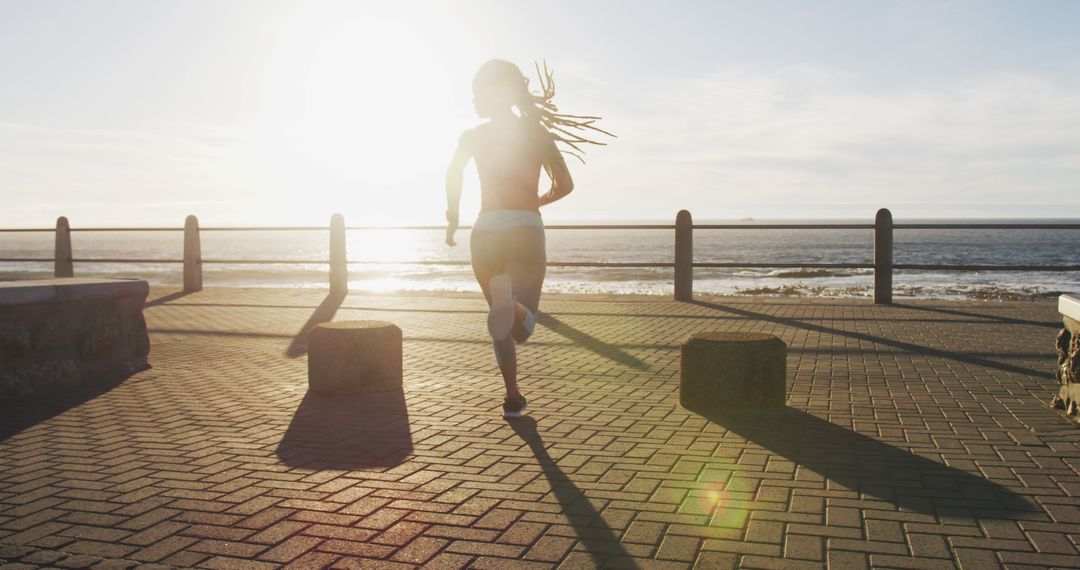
3, 65, 1079, 226
566, 66, 1080, 219
0, 122, 253, 225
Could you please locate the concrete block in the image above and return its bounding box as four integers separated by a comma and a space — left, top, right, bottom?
308, 320, 403, 394
680, 331, 786, 414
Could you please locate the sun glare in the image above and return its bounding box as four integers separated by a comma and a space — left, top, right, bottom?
276, 12, 469, 225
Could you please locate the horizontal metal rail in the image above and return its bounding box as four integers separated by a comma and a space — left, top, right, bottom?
4, 223, 1080, 233
694, 262, 871, 269
5, 213, 1079, 304
349, 260, 675, 268
0, 258, 673, 268
201, 259, 323, 265
696, 224, 873, 230
72, 258, 184, 264
4, 257, 1078, 272
893, 223, 1080, 230
0, 224, 675, 231
893, 263, 1080, 271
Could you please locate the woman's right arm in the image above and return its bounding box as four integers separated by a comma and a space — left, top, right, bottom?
444, 132, 472, 246
538, 136, 574, 208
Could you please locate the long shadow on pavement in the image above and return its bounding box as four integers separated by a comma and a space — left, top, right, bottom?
690, 299, 1055, 380
285, 292, 345, 357
701, 407, 1040, 519
143, 300, 1050, 327
144, 289, 193, 307
891, 302, 1060, 329
276, 390, 412, 470
508, 417, 640, 569
536, 312, 650, 370
0, 369, 141, 443
2, 289, 178, 441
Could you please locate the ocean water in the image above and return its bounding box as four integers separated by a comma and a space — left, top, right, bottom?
1, 220, 1077, 299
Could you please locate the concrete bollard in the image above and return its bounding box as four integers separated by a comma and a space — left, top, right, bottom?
183, 215, 203, 292
329, 213, 347, 295
54, 216, 73, 278
675, 209, 693, 301
874, 208, 893, 305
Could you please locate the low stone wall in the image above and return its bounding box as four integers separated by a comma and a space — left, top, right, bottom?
1053, 295, 1080, 422
0, 278, 150, 401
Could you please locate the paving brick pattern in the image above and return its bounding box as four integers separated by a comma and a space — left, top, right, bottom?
2, 287, 1079, 569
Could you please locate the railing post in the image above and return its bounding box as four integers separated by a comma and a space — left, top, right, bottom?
674, 209, 693, 301
874, 208, 893, 304
183, 215, 203, 292
54, 216, 73, 278
329, 213, 347, 295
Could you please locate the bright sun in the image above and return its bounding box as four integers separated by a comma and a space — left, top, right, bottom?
291, 15, 468, 225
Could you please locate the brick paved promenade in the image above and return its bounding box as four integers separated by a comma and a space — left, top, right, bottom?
2, 287, 1078, 569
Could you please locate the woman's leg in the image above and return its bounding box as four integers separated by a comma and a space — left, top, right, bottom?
489, 227, 545, 400
470, 229, 522, 400
504, 226, 546, 343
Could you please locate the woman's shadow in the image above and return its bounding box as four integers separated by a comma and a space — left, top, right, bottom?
508, 416, 640, 569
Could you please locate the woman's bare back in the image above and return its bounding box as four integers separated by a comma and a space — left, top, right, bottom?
463, 119, 557, 213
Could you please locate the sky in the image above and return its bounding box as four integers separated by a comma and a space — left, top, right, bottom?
1, 0, 1079, 226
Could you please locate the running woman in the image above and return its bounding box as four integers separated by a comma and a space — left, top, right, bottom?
444, 60, 611, 418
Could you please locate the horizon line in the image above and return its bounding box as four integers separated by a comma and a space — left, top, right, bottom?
3, 215, 1080, 232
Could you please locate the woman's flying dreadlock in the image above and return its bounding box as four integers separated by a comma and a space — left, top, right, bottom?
517, 61, 615, 163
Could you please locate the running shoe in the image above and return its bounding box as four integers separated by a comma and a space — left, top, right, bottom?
503, 395, 528, 418
488, 274, 515, 340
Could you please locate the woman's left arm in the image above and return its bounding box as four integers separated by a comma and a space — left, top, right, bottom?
538, 136, 574, 208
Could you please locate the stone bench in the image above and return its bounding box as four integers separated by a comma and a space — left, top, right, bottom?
680, 331, 787, 415
0, 278, 150, 400
308, 320, 402, 394
1052, 294, 1080, 422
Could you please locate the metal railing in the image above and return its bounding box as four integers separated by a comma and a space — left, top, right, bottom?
2, 209, 1078, 304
